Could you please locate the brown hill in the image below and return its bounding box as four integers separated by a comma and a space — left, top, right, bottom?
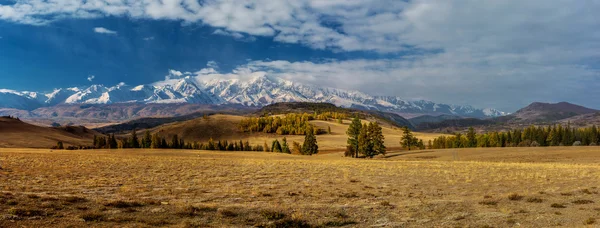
0, 117, 100, 148
506, 102, 598, 123
136, 114, 446, 150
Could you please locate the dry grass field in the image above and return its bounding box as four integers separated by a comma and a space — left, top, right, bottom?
1, 147, 599, 227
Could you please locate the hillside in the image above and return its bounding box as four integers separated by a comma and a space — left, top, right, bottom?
505, 102, 598, 123
140, 114, 445, 151
258, 102, 415, 129
409, 114, 463, 126
0, 117, 99, 148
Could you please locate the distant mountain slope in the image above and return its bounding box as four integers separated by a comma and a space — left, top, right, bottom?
409, 114, 463, 126
0, 75, 505, 118
504, 102, 599, 123
0, 117, 99, 148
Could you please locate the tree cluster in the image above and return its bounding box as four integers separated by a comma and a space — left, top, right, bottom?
239, 113, 324, 135
400, 127, 425, 150
430, 125, 599, 149
345, 117, 386, 158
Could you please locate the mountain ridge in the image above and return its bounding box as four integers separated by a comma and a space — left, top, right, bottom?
0, 75, 506, 118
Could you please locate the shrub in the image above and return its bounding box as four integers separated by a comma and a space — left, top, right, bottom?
526, 197, 544, 203
584, 217, 596, 225
572, 199, 594, 205
103, 200, 143, 208
479, 200, 498, 206
508, 193, 523, 201
551, 203, 566, 208
573, 141, 582, 146
261, 210, 286, 220
530, 141, 540, 147
270, 218, 311, 228
8, 208, 46, 217
80, 212, 105, 222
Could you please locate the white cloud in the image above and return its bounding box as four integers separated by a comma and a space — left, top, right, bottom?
87, 75, 95, 82
94, 27, 117, 34
212, 29, 256, 42
143, 36, 154, 41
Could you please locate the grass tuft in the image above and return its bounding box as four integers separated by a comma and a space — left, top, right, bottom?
572, 199, 594, 205
526, 197, 544, 203
551, 203, 566, 208
508, 193, 523, 201
260, 210, 286, 220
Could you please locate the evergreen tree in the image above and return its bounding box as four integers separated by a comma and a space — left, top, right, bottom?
109, 134, 118, 149
57, 141, 64, 150
130, 129, 140, 148
263, 142, 270, 152
328, 126, 332, 134
357, 123, 371, 157
142, 131, 152, 148
151, 134, 161, 149
400, 127, 415, 150
171, 135, 179, 149
302, 127, 319, 155
272, 139, 283, 152
466, 127, 477, 147
281, 137, 291, 154
368, 122, 386, 157
346, 117, 362, 157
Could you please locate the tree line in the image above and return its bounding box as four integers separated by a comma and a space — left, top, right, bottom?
238, 112, 348, 135
345, 117, 386, 158
58, 128, 320, 155
430, 125, 599, 149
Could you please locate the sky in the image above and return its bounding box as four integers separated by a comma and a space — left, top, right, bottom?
0, 0, 599, 112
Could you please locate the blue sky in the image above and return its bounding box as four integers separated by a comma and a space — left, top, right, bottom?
0, 0, 599, 112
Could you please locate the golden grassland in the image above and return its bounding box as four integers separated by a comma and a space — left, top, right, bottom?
1, 147, 600, 227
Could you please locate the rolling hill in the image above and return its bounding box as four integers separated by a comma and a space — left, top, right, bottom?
0, 117, 100, 148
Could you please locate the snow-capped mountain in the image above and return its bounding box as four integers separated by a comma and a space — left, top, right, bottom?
0, 75, 506, 118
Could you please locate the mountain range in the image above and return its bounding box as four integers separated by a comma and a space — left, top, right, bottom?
0, 74, 506, 120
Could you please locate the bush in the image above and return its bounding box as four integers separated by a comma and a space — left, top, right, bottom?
573, 141, 582, 146
551, 203, 566, 208
508, 193, 523, 201
530, 141, 540, 147
526, 197, 543, 203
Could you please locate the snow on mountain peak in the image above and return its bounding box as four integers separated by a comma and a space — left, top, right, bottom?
0, 75, 506, 118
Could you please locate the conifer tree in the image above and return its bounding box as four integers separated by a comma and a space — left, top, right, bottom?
151, 134, 161, 149
272, 139, 282, 152
142, 131, 152, 148
57, 141, 64, 150
171, 135, 179, 149
282, 137, 291, 154
346, 117, 362, 157
400, 127, 415, 150
466, 127, 477, 147
302, 127, 319, 155
130, 129, 140, 148
369, 122, 386, 157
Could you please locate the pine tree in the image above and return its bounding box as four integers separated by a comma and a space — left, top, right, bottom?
302, 127, 319, 155
328, 126, 332, 134
57, 141, 64, 150
130, 129, 140, 148
368, 122, 386, 157
357, 123, 371, 157
142, 131, 152, 148
109, 134, 118, 149
151, 134, 161, 149
171, 135, 179, 149
272, 139, 282, 152
400, 127, 415, 150
346, 117, 362, 158
281, 137, 291, 154
263, 142, 270, 152
466, 127, 477, 147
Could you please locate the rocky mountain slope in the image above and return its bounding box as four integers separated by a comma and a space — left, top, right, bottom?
0, 75, 505, 119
